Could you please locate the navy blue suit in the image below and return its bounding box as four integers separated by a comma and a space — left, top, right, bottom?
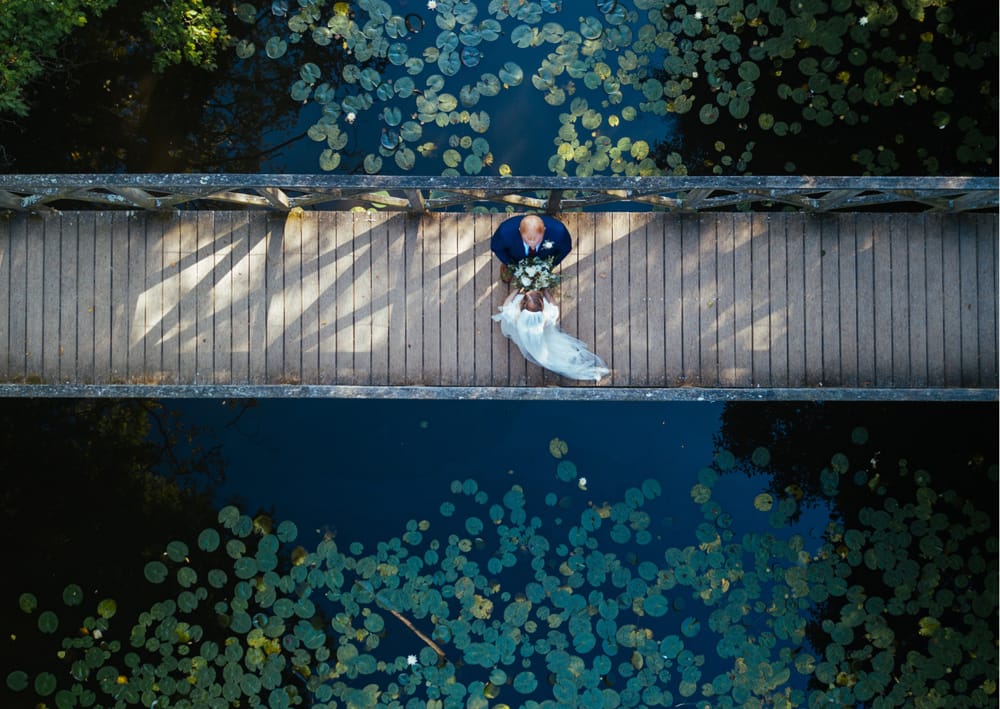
490, 215, 572, 265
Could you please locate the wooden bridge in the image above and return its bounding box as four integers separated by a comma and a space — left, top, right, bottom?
0, 175, 996, 400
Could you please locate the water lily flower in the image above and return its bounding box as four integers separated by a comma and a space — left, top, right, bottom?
859, 15, 869, 25
346, 112, 357, 124
427, 0, 437, 9
407, 654, 418, 666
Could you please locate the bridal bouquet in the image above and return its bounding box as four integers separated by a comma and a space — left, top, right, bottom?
511, 255, 562, 291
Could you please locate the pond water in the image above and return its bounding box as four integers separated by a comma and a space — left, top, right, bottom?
2, 399, 996, 708
1, 0, 995, 176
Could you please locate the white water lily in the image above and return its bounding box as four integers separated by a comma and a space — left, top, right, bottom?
427, 0, 437, 9
407, 654, 418, 666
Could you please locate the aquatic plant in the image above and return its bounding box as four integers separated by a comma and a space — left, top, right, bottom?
7, 429, 997, 707
231, 0, 997, 177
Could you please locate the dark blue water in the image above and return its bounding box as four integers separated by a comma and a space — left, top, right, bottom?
2, 398, 996, 708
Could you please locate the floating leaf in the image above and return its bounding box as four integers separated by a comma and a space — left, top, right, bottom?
144, 561, 168, 584
699, 104, 720, 125
197, 528, 220, 552
6, 671, 28, 692
753, 493, 774, 511
265, 37, 288, 59
97, 599, 117, 619
549, 438, 569, 458
580, 16, 603, 39
498, 62, 524, 86
62, 584, 83, 607
37, 610, 58, 634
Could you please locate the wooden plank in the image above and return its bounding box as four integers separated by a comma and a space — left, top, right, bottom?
958, 214, 979, 386
25, 215, 46, 379
923, 214, 945, 386
680, 214, 700, 384
386, 214, 408, 385
229, 211, 250, 384
73, 212, 96, 384
906, 215, 928, 387
93, 213, 113, 381
126, 213, 147, 381
110, 212, 131, 381
195, 212, 215, 383
855, 213, 876, 386
281, 212, 302, 383
835, 214, 858, 387
472, 213, 496, 386
264, 212, 285, 383
871, 214, 893, 386
643, 213, 665, 385
593, 212, 614, 385
626, 213, 648, 385
404, 213, 424, 384
316, 212, 339, 383
351, 212, 373, 386
454, 214, 475, 386
768, 214, 789, 387
976, 215, 997, 386
212, 212, 233, 384
42, 214, 62, 381
610, 212, 630, 386
890, 214, 910, 386
160, 213, 181, 384
784, 214, 806, 386
7, 216, 28, 379
439, 214, 459, 386
0, 216, 13, 377
940, 212, 962, 386
247, 212, 268, 383
297, 212, 319, 385
143, 214, 165, 381
697, 213, 718, 386
715, 213, 736, 386
369, 213, 391, 386
820, 215, 842, 386
333, 212, 355, 383
420, 215, 441, 385
803, 212, 824, 386
177, 212, 200, 383
663, 214, 683, 385
750, 213, 770, 387
732, 213, 753, 387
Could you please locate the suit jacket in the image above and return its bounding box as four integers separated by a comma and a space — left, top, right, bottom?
490, 215, 572, 265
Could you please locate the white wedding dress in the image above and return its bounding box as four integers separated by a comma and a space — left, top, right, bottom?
493, 294, 610, 381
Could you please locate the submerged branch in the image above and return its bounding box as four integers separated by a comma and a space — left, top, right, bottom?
388, 609, 448, 663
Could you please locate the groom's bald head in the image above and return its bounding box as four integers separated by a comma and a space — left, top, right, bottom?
519, 214, 545, 248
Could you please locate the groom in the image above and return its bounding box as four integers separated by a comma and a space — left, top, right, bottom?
490, 214, 572, 282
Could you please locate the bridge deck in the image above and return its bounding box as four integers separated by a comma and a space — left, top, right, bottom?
0, 210, 996, 394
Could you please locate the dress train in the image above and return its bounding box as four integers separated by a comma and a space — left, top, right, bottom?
492, 294, 610, 381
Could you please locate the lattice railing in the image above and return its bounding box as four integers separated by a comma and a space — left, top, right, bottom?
0, 174, 996, 213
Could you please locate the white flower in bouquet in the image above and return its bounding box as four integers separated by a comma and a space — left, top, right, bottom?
511, 255, 562, 292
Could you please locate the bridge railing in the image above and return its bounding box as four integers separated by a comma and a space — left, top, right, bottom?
0, 174, 996, 214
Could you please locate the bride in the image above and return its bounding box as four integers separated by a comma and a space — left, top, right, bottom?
493, 289, 610, 381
